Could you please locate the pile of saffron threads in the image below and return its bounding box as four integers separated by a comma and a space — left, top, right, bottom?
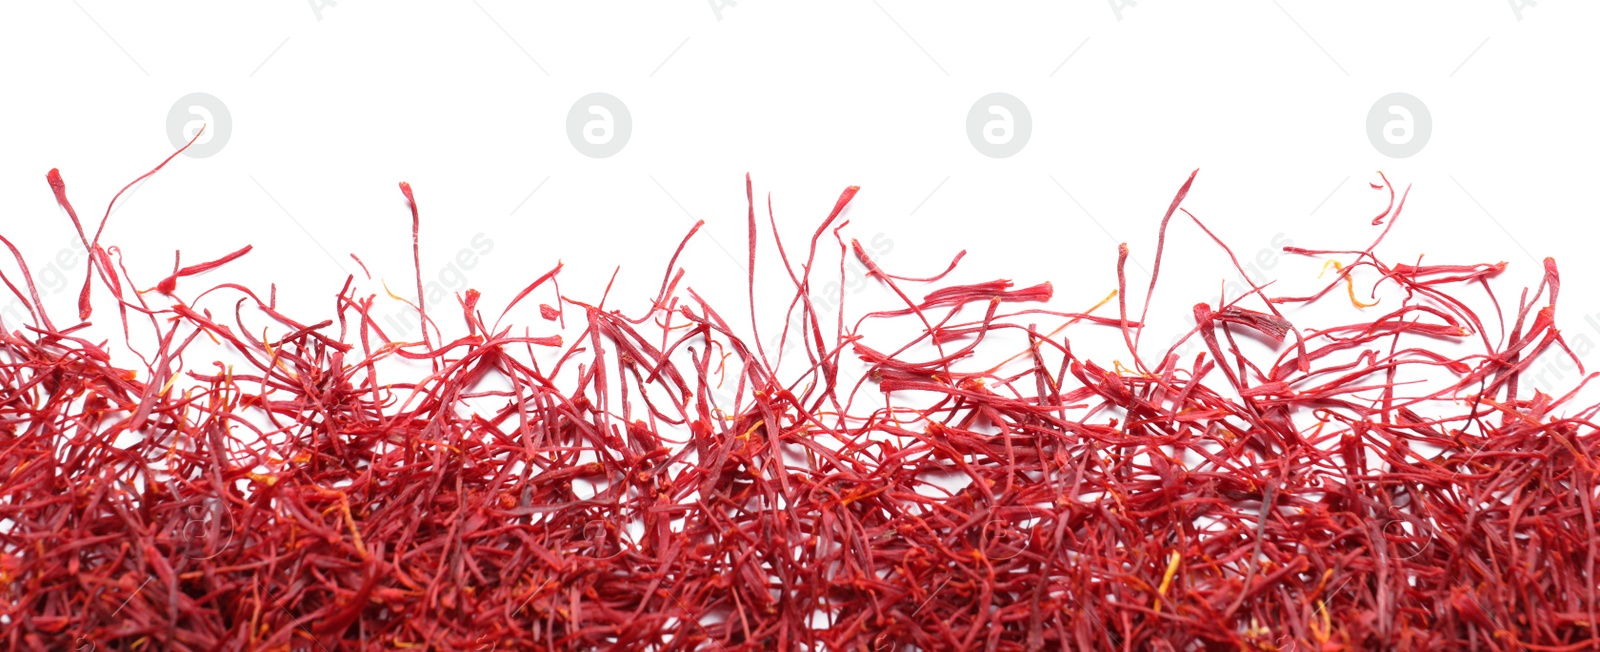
1, 153, 1598, 652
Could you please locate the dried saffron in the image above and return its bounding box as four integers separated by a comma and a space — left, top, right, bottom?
0, 153, 1596, 651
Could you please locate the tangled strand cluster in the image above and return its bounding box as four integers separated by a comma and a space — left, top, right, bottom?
1, 159, 1597, 650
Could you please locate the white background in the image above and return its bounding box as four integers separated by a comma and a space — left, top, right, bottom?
1, 1, 1597, 399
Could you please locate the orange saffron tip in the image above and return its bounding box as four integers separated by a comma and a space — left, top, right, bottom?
1321, 260, 1379, 308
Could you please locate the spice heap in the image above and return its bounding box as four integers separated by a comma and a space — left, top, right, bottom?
2, 156, 1597, 651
